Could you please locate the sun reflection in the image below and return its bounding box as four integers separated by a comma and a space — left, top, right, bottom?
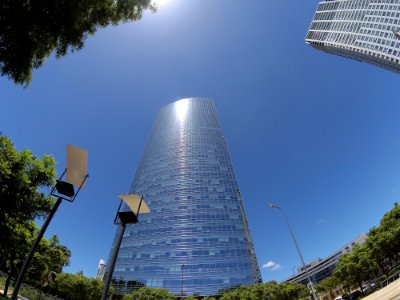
175, 99, 189, 122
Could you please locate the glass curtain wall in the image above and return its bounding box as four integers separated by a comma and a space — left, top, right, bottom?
108, 98, 261, 296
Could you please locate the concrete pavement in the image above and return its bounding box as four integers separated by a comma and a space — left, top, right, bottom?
362, 279, 400, 300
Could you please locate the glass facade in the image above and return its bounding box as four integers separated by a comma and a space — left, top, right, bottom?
108, 98, 261, 296
306, 0, 400, 73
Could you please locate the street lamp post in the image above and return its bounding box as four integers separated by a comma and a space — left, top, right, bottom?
267, 203, 318, 300
180, 263, 185, 299
181, 264, 186, 299
100, 194, 150, 300
11, 145, 88, 300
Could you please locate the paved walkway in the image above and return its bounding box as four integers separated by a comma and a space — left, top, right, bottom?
0, 288, 10, 297
363, 279, 400, 300
0, 289, 11, 298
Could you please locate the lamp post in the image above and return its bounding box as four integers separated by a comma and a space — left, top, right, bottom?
101, 194, 150, 300
267, 203, 318, 300
11, 145, 88, 300
180, 263, 185, 299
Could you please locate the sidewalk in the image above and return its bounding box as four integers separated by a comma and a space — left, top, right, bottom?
0, 288, 24, 300
363, 279, 400, 300
0, 288, 10, 298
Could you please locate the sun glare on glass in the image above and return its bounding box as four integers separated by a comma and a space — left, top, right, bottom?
175, 99, 189, 122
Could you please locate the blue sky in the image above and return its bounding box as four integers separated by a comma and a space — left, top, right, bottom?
1, 0, 400, 283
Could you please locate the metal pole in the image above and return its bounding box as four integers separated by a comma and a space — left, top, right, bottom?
180, 263, 185, 298
136, 196, 143, 216
101, 224, 126, 300
11, 197, 63, 300
272, 205, 318, 300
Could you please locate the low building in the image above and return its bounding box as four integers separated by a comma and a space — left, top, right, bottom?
284, 233, 367, 285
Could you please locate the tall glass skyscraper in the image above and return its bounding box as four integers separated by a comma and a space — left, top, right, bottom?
306, 0, 400, 73
109, 98, 261, 296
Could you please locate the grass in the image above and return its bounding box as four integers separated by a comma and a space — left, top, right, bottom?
0, 275, 13, 297
19, 287, 54, 300
0, 275, 55, 300
0, 277, 6, 288
0, 276, 10, 299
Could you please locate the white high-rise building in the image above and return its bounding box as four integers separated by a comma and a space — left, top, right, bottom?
306, 0, 400, 73
96, 259, 106, 281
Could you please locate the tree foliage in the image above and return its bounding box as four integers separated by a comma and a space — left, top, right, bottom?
0, 220, 38, 296
219, 281, 308, 300
366, 203, 400, 271
52, 273, 111, 300
0, 133, 57, 295
122, 286, 176, 300
0, 221, 70, 296
325, 203, 400, 293
26, 234, 71, 288
334, 244, 379, 292
0, 0, 156, 86
0, 133, 56, 227
316, 275, 340, 299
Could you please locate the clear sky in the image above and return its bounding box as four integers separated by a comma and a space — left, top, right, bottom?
1, 0, 400, 283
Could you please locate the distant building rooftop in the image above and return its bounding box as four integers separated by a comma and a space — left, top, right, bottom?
283, 233, 367, 285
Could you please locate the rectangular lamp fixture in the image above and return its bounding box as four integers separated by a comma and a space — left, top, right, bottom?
66, 144, 88, 188
118, 194, 150, 214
